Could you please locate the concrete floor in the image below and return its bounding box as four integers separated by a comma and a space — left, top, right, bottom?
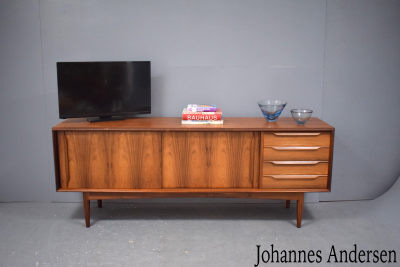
2, 177, 400, 267
1, 196, 399, 267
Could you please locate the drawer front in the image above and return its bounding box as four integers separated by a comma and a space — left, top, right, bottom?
262, 161, 329, 175
261, 175, 328, 189
264, 132, 330, 146
263, 146, 330, 161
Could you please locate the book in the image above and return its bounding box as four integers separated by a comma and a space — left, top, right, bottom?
182, 119, 224, 125
182, 108, 222, 114
182, 108, 222, 120
187, 104, 217, 112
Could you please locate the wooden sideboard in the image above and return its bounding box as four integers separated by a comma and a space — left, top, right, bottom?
52, 117, 334, 227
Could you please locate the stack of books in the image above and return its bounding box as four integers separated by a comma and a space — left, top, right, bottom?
182, 104, 223, 124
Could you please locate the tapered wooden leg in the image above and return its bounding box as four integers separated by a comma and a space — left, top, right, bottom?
285, 200, 290, 208
296, 193, 304, 228
83, 193, 91, 228
97, 200, 102, 208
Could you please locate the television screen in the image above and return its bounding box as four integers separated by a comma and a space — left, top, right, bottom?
57, 61, 151, 121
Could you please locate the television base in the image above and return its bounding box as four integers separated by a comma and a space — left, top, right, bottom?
87, 116, 125, 122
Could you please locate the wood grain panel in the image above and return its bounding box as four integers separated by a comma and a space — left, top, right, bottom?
261, 175, 328, 189
162, 132, 258, 188
262, 161, 329, 175
263, 146, 330, 161
264, 132, 330, 146
52, 117, 334, 132
59, 131, 161, 189
57, 132, 69, 189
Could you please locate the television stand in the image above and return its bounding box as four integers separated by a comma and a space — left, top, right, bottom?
52, 117, 334, 228
87, 116, 125, 122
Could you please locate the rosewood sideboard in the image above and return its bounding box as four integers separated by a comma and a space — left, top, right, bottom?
52, 117, 334, 228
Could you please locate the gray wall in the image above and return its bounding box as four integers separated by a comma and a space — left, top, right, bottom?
0, 0, 399, 202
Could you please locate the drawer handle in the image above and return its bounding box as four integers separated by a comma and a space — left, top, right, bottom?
268, 175, 322, 180
270, 161, 328, 165
271, 146, 322, 151
273, 133, 321, 136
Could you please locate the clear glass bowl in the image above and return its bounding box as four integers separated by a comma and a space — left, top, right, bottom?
257, 100, 288, 122
291, 109, 313, 125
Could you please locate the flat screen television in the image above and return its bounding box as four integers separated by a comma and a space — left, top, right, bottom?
57, 61, 151, 122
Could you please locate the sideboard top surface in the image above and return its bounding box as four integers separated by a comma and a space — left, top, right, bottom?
52, 117, 334, 132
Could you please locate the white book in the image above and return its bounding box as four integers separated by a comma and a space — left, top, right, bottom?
181, 119, 224, 125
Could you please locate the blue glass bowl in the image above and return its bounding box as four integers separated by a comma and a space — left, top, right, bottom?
257, 100, 288, 122
291, 109, 313, 125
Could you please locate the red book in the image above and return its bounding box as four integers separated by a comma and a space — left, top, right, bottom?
182, 108, 222, 121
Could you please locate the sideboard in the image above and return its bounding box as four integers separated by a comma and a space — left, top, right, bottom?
52, 117, 334, 228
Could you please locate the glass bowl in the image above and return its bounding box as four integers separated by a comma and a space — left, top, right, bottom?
291, 109, 313, 125
257, 100, 288, 122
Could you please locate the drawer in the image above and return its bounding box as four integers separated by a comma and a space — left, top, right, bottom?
264, 132, 330, 146
262, 161, 329, 175
263, 146, 330, 161
261, 175, 328, 189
